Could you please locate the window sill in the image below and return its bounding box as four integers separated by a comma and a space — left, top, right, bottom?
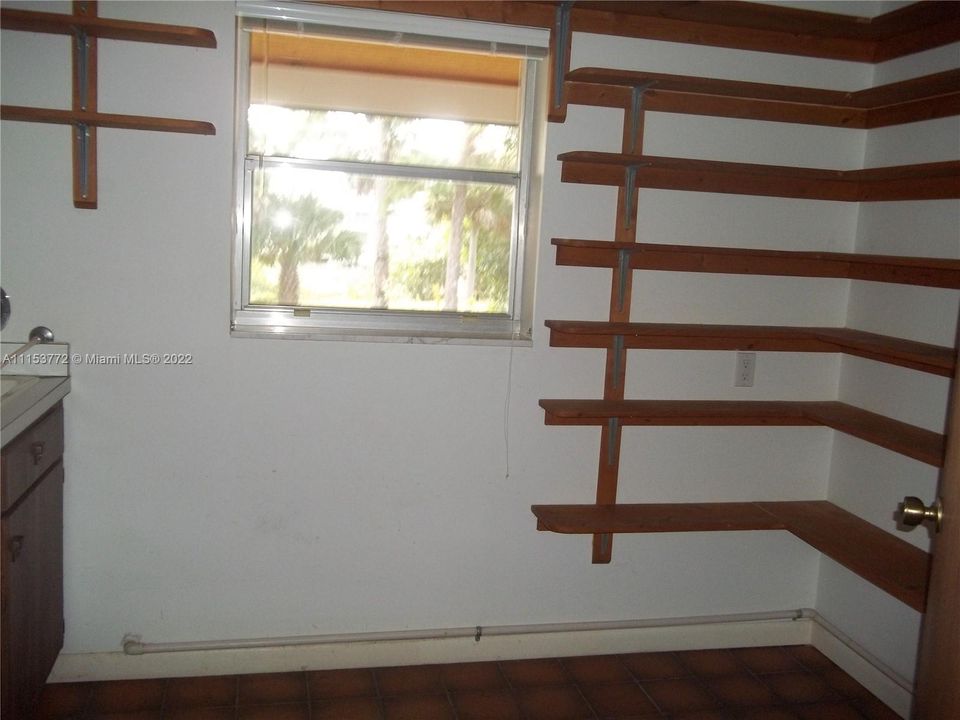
230, 323, 533, 347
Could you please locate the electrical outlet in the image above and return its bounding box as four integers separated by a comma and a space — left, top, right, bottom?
734, 352, 756, 387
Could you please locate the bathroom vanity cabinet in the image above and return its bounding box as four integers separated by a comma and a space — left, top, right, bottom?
1, 402, 65, 718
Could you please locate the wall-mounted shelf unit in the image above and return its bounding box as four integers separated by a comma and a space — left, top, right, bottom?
531, 501, 930, 612
0, 2, 217, 208
564, 67, 960, 129
528, 0, 960, 610
552, 239, 960, 289
545, 322, 957, 377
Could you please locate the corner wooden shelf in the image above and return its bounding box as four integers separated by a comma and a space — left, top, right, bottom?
531, 500, 930, 611
565, 67, 960, 128
553, 239, 960, 289
0, 2, 217, 208
560, 152, 960, 202
545, 321, 957, 377
539, 399, 946, 466
0, 106, 215, 135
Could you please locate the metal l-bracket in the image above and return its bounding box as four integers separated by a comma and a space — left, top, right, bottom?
606, 417, 620, 466
75, 122, 91, 200
611, 334, 625, 388
616, 247, 630, 312
75, 31, 91, 110
628, 82, 655, 154
552, 2, 573, 110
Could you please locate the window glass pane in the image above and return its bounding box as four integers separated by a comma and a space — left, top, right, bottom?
249, 165, 515, 314
248, 107, 518, 172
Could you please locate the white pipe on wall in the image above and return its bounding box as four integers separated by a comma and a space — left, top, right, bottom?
121, 607, 909, 693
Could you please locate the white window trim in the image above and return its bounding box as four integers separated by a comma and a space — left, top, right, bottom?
230, 2, 547, 345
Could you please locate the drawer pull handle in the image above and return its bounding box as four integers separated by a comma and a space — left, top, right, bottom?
9, 535, 25, 562
30, 441, 45, 465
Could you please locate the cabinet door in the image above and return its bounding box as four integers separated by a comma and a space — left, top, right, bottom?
1, 462, 64, 719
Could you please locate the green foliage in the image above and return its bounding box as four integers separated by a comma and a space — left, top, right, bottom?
252, 188, 361, 306
395, 257, 445, 302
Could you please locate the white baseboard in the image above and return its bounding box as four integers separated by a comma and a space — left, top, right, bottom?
48, 610, 911, 720
50, 616, 812, 682
809, 621, 911, 719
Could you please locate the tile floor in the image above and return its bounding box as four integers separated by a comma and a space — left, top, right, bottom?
38, 645, 902, 720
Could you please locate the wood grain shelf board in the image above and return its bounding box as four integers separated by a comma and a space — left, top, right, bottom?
565, 67, 960, 128
552, 239, 960, 289
0, 106, 216, 135
757, 501, 930, 612
326, 1, 960, 63
544, 321, 957, 376
539, 399, 946, 466
570, 1, 960, 63
559, 152, 960, 202
0, 8, 217, 47
531, 500, 929, 611
532, 502, 785, 534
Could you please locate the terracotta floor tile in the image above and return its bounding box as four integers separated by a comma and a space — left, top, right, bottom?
619, 651, 690, 680
307, 668, 377, 699
765, 671, 837, 704
641, 678, 718, 714
678, 649, 744, 677
703, 675, 778, 707
375, 665, 444, 695
311, 695, 383, 720
854, 696, 902, 720
236, 703, 310, 720
562, 655, 634, 686
733, 708, 801, 719
500, 658, 571, 687
89, 679, 166, 713
452, 689, 522, 720
794, 701, 868, 720
165, 676, 237, 708
579, 681, 658, 717
731, 647, 802, 675
164, 708, 236, 720
784, 644, 837, 671
439, 662, 507, 691
821, 668, 875, 700
238, 673, 307, 705
38, 682, 92, 719
381, 693, 455, 720
516, 685, 595, 720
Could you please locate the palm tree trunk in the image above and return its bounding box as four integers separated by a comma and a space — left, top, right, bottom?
443, 184, 466, 310
278, 255, 300, 306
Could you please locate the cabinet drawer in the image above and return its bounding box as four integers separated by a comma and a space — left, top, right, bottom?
1, 403, 64, 514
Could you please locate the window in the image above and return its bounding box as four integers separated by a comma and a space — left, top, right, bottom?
232, 2, 547, 343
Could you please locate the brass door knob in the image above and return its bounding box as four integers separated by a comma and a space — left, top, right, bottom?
900, 496, 943, 532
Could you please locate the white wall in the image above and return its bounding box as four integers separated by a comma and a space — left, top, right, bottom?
0, 2, 953, 687
820, 40, 960, 685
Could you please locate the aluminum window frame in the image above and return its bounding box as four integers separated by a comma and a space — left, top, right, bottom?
231, 3, 546, 344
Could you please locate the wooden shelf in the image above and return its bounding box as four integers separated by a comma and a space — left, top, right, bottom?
565, 67, 960, 128
326, 1, 960, 63
545, 321, 957, 377
0, 7, 217, 48
0, 106, 216, 135
567, 1, 960, 63
1, 3, 216, 208
531, 500, 930, 611
539, 399, 946, 466
552, 239, 960, 289
559, 152, 960, 202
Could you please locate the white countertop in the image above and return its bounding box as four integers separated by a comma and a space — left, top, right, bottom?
1, 341, 71, 448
